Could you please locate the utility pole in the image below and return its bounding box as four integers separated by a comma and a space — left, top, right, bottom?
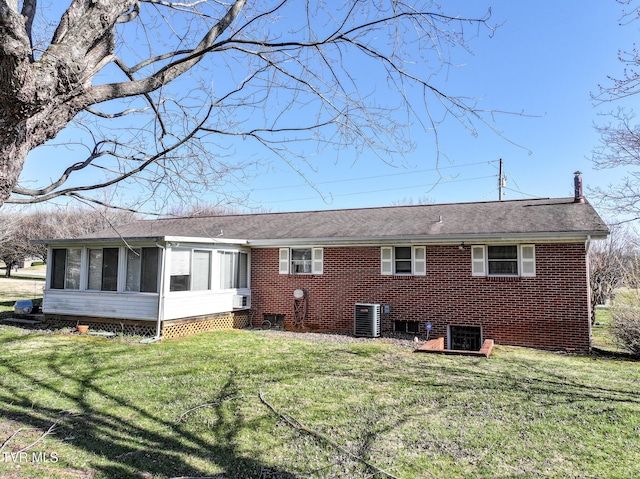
498, 158, 506, 201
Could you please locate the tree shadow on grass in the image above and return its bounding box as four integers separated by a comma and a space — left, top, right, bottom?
0, 339, 299, 479
2, 332, 639, 479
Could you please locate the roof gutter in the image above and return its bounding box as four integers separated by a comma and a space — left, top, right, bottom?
246, 231, 610, 247
33, 235, 249, 246
33, 231, 609, 248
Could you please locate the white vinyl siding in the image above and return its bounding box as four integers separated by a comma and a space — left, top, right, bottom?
43, 290, 159, 320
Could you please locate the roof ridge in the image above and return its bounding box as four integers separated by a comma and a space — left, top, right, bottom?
150, 196, 562, 222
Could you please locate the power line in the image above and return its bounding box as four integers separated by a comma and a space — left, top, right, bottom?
245, 159, 499, 193
257, 175, 497, 204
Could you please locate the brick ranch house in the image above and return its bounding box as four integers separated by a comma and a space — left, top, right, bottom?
39, 192, 608, 352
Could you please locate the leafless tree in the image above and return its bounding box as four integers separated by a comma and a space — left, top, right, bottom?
591, 109, 640, 219
0, 213, 25, 276
0, 1, 499, 213
163, 202, 269, 218
589, 223, 635, 324
591, 1, 640, 218
0, 206, 137, 276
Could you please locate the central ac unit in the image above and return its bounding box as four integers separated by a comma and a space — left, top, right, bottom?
354, 303, 381, 338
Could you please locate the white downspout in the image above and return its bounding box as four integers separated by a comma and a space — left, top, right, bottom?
141, 242, 166, 344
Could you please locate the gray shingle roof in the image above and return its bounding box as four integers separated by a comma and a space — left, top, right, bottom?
77, 197, 609, 245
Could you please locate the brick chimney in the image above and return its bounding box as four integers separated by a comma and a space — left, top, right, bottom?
574, 171, 585, 203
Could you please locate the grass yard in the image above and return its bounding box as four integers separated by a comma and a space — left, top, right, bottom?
0, 275, 45, 321
0, 327, 639, 479
591, 307, 623, 352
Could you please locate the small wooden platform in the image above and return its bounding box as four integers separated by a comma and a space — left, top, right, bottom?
1, 317, 41, 325
415, 337, 494, 358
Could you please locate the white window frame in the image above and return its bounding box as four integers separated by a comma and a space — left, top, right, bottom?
125, 247, 160, 293
50, 247, 82, 290
380, 246, 426, 276
471, 244, 536, 278
219, 250, 249, 289
279, 247, 323, 275
169, 248, 214, 292
87, 247, 120, 291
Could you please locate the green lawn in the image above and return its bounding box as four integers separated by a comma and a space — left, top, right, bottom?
0, 275, 45, 320
0, 327, 639, 479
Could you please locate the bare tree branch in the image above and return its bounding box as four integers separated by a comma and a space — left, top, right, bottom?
259, 388, 420, 479
0, 1, 506, 212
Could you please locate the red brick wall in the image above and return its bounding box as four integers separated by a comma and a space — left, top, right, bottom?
249, 243, 591, 352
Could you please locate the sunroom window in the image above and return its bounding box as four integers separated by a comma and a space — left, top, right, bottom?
170, 248, 191, 291
88, 248, 119, 291
192, 250, 212, 291
126, 247, 159, 292
220, 251, 249, 289
51, 248, 81, 290
170, 249, 214, 292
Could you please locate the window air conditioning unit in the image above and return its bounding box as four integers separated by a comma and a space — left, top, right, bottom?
354, 303, 381, 338
232, 295, 250, 309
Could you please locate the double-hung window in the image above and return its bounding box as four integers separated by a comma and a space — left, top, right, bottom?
381, 246, 426, 276
169, 248, 191, 291
51, 248, 81, 290
170, 249, 213, 292
279, 247, 323, 274
472, 244, 535, 277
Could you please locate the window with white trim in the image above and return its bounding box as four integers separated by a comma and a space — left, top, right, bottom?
381, 246, 426, 276
220, 251, 249, 289
125, 247, 159, 292
279, 248, 323, 274
192, 250, 212, 291
170, 248, 191, 291
169, 249, 215, 292
88, 247, 119, 291
471, 244, 535, 277
51, 248, 81, 290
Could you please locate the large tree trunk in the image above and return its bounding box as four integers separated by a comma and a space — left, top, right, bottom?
0, 0, 131, 207
0, 0, 247, 208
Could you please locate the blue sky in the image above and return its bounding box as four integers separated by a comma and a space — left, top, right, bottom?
15, 1, 640, 217
221, 1, 638, 214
